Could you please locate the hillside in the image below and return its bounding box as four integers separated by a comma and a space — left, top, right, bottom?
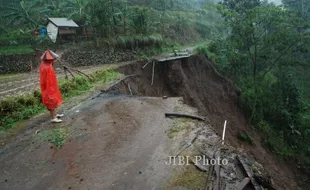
1, 0, 310, 189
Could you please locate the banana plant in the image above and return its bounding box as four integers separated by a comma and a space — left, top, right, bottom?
65, 0, 96, 39
1, 0, 40, 29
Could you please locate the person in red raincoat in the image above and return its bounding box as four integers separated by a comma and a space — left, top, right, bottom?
39, 50, 64, 123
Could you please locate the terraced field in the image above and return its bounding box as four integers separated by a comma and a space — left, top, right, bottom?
0, 65, 111, 101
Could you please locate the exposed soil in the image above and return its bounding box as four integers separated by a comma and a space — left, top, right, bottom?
0, 54, 303, 190
110, 54, 300, 190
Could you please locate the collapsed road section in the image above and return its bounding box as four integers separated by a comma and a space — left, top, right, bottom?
0, 54, 298, 190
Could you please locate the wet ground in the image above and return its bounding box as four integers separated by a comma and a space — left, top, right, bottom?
0, 54, 302, 190
0, 95, 194, 190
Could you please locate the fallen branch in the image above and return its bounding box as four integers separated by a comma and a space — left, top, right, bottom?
65, 67, 75, 79
57, 59, 94, 81
165, 113, 205, 121
66, 66, 94, 80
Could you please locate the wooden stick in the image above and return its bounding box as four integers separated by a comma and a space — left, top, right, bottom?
65, 67, 75, 79
57, 59, 94, 81
64, 68, 68, 79
222, 120, 227, 145
151, 61, 155, 86
142, 61, 150, 69
165, 113, 205, 121
69, 66, 94, 80
128, 83, 133, 96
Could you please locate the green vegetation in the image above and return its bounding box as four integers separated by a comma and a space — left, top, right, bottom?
167, 164, 206, 189
237, 132, 254, 145
0, 45, 34, 55
40, 127, 69, 149
0, 0, 224, 53
200, 0, 310, 164
167, 118, 196, 139
0, 69, 120, 131
2, 0, 309, 176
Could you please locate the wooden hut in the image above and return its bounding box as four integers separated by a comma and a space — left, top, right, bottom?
46, 18, 79, 43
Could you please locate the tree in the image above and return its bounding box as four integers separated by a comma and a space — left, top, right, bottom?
130, 5, 150, 34
65, 0, 95, 39
219, 0, 309, 83
1, 0, 40, 29
90, 0, 123, 37
215, 0, 310, 142
283, 0, 310, 18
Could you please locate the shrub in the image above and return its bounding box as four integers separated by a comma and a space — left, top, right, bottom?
237, 132, 254, 144
195, 44, 218, 63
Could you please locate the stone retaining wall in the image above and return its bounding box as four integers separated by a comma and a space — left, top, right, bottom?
0, 53, 39, 74
62, 48, 137, 67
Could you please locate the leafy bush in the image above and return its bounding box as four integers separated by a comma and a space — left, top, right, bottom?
195, 44, 218, 63
237, 132, 254, 144
137, 55, 150, 62
0, 29, 35, 45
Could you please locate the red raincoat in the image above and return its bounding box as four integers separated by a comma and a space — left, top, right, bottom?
40, 61, 63, 110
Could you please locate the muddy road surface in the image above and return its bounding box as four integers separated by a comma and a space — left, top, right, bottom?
0, 96, 186, 190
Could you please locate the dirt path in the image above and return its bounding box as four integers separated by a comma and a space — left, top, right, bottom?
0, 63, 130, 101
0, 96, 185, 190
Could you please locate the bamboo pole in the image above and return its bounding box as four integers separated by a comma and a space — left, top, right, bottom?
222, 120, 227, 145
